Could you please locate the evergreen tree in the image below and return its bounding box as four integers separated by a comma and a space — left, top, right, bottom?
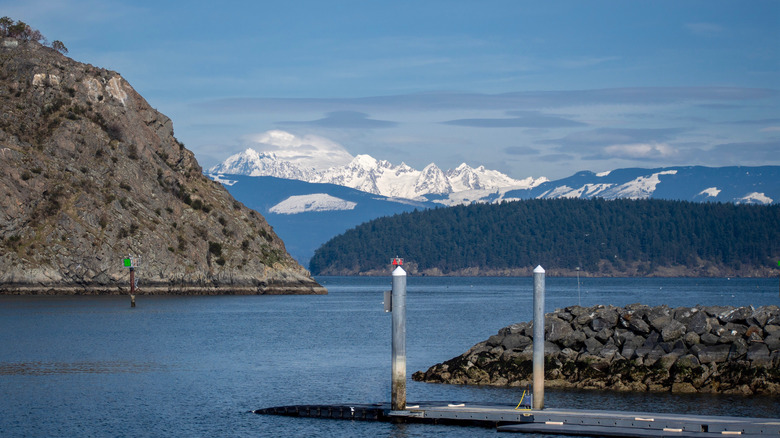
310, 198, 780, 276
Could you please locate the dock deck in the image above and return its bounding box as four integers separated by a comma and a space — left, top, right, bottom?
254, 401, 780, 436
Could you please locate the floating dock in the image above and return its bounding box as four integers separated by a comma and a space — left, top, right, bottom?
254, 401, 780, 437
255, 268, 780, 436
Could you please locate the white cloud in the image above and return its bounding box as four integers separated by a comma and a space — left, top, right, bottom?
603, 143, 678, 159
241, 130, 354, 171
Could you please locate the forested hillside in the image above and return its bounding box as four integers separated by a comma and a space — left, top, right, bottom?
309, 198, 780, 277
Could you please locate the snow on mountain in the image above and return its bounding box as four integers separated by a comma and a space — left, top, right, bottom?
501, 166, 779, 205
601, 170, 677, 199
269, 194, 357, 214
210, 167, 778, 265
539, 185, 575, 199
447, 163, 482, 192
415, 163, 452, 195
446, 163, 542, 192
209, 149, 318, 180
210, 174, 237, 186
736, 192, 773, 205
209, 149, 544, 201
537, 170, 677, 200
558, 183, 614, 199
699, 187, 721, 198
316, 155, 387, 195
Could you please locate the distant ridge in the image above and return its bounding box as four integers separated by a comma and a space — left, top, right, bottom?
209, 148, 547, 200
211, 147, 778, 207
309, 198, 780, 277
507, 166, 779, 205
208, 165, 779, 264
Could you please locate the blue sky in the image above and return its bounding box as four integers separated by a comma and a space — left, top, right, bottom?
4, 0, 779, 179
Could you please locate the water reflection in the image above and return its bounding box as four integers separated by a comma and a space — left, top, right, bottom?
0, 360, 163, 375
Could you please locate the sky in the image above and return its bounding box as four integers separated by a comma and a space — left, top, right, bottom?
4, 0, 779, 179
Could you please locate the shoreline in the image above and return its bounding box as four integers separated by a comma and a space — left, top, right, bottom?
314, 272, 778, 278
0, 280, 327, 295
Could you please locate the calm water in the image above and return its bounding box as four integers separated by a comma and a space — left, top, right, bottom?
1, 276, 778, 437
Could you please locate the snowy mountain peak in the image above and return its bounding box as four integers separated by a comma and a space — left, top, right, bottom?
210, 149, 545, 202
447, 164, 482, 192
416, 163, 452, 195
422, 162, 442, 172
210, 148, 316, 180
350, 154, 380, 169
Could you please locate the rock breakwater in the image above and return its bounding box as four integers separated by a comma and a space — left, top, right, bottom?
413, 304, 780, 395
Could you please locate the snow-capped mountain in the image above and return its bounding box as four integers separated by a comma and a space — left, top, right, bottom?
500, 166, 779, 205
210, 165, 778, 265
209, 149, 546, 200
211, 149, 318, 181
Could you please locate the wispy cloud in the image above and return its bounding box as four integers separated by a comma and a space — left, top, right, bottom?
198, 87, 777, 114
685, 22, 724, 37
504, 146, 539, 156
723, 118, 780, 126
707, 140, 780, 163
542, 127, 688, 148
555, 56, 620, 69
538, 153, 574, 163
278, 111, 397, 129
442, 111, 586, 128
240, 130, 354, 170
601, 143, 679, 160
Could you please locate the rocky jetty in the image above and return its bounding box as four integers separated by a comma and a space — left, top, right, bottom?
413, 304, 780, 395
0, 37, 325, 295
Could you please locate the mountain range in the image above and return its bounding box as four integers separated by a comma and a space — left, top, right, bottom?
209, 148, 547, 200
208, 152, 779, 265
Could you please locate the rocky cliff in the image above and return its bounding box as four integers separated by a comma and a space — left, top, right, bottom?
413, 304, 780, 395
0, 38, 325, 295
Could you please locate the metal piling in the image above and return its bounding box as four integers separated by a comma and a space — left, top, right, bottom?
391, 265, 407, 411
533, 265, 545, 410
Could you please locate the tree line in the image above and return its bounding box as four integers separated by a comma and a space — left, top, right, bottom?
1, 17, 68, 54
309, 198, 780, 276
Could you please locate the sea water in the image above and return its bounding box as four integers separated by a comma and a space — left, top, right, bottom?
1, 276, 778, 437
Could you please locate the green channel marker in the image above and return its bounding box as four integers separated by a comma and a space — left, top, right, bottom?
124, 258, 132, 267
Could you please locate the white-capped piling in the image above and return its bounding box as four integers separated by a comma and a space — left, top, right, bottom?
391, 262, 407, 411
532, 265, 545, 410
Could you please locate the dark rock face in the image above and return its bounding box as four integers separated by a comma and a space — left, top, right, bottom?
413, 304, 780, 395
0, 39, 325, 295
